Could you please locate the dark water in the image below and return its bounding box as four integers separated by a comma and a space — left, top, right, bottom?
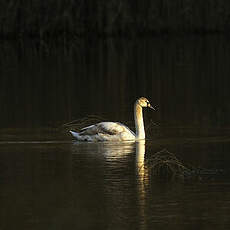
1, 36, 230, 229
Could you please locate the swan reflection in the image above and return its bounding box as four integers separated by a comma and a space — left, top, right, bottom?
71, 141, 135, 157
136, 140, 146, 180
71, 140, 147, 182
71, 140, 148, 229
135, 140, 148, 230
71, 140, 148, 185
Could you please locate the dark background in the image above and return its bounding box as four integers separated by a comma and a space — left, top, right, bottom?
1, 0, 230, 38
0, 2, 230, 136
1, 36, 230, 130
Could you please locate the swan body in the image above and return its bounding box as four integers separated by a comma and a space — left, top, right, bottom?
70, 122, 135, 141
70, 97, 154, 142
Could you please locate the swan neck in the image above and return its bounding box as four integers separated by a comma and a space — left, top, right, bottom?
134, 103, 145, 139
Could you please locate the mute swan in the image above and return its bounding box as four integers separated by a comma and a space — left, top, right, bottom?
70, 97, 155, 141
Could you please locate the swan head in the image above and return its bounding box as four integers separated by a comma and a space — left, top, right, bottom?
137, 97, 155, 110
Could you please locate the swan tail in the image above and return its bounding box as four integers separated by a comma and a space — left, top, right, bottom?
69, 130, 81, 139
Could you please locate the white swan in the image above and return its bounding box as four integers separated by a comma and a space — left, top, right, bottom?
70, 97, 155, 142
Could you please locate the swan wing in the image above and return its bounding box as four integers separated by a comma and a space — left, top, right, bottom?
79, 122, 126, 136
